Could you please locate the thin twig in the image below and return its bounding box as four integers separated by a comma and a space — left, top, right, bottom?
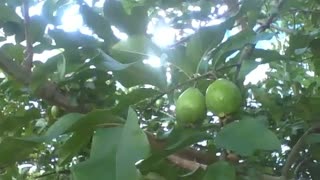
234, 44, 255, 82
257, 20, 295, 34
234, 0, 286, 82
22, 0, 33, 72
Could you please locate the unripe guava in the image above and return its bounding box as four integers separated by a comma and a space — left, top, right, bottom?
175, 87, 206, 125
51, 106, 59, 118
205, 79, 242, 117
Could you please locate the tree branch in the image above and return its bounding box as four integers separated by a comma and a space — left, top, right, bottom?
0, 51, 31, 84
257, 20, 295, 34
0, 51, 81, 112
235, 0, 286, 82
281, 123, 320, 179
22, 0, 33, 72
167, 154, 207, 171
166, 152, 285, 180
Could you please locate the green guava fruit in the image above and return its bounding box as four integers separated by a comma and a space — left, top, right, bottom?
51, 105, 59, 118
175, 87, 206, 125
205, 79, 242, 117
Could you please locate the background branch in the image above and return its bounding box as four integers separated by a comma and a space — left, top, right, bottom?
235, 0, 286, 82
0, 51, 81, 112
281, 123, 320, 179
22, 0, 33, 72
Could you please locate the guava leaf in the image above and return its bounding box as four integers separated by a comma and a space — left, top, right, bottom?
45, 113, 84, 139
203, 161, 236, 180
80, 3, 116, 45
212, 29, 275, 68
110, 35, 166, 88
136, 127, 212, 174
306, 133, 320, 144
110, 35, 161, 63
215, 117, 281, 156
92, 49, 134, 71
112, 87, 160, 114
121, 0, 146, 14
0, 43, 25, 62
71, 127, 123, 180
185, 23, 229, 75
0, 137, 39, 166
58, 131, 91, 166
116, 108, 150, 180
0, 5, 22, 23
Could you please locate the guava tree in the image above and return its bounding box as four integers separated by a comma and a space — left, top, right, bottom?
0, 0, 319, 179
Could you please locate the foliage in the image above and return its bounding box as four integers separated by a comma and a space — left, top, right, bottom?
0, 0, 319, 179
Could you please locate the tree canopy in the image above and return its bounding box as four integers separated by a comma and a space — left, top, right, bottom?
0, 0, 319, 179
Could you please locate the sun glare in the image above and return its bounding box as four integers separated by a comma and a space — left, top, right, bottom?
13, 1, 277, 85
151, 26, 176, 47
60, 5, 83, 32
143, 56, 162, 68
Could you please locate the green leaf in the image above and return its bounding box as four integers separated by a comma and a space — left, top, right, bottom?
121, 0, 146, 14
0, 137, 39, 166
42, 0, 69, 23
45, 113, 84, 139
306, 133, 320, 144
166, 46, 192, 77
103, 0, 148, 35
116, 108, 150, 180
72, 108, 149, 180
238, 59, 260, 81
251, 49, 288, 62
48, 29, 101, 49
68, 109, 125, 132
0, 43, 25, 62
0, 5, 22, 23
203, 161, 236, 180
137, 127, 212, 174
112, 87, 160, 114
185, 20, 233, 75
31, 53, 64, 91
165, 127, 211, 151
215, 117, 281, 156
114, 62, 167, 88
92, 49, 134, 71
212, 30, 275, 68
0, 108, 40, 135
29, 15, 47, 43
110, 35, 161, 63
79, 3, 116, 46
71, 128, 123, 180
57, 54, 66, 81
110, 36, 166, 88
286, 32, 311, 55
58, 131, 91, 166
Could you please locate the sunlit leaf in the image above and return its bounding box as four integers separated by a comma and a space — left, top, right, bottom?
80, 3, 116, 46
